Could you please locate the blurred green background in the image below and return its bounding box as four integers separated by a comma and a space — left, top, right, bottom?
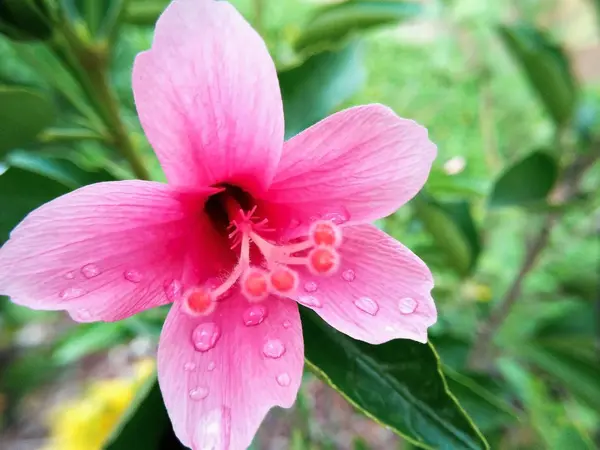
0, 0, 599, 449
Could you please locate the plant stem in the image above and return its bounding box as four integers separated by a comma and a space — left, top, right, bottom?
252, 0, 265, 35
467, 150, 599, 371
39, 127, 107, 144
51, 17, 150, 180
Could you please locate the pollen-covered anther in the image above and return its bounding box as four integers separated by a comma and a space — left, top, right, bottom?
308, 245, 340, 276
310, 220, 342, 248
183, 287, 217, 317
241, 268, 270, 301
269, 266, 298, 294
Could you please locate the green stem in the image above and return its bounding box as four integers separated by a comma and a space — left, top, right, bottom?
51, 18, 150, 180
39, 127, 107, 144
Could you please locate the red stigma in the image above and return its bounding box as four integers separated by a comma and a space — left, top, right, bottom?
308, 246, 340, 275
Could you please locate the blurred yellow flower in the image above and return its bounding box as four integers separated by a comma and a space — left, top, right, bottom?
43, 358, 155, 450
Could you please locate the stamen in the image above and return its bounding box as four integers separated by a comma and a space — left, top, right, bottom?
241, 268, 270, 301
270, 267, 298, 294
310, 220, 342, 248
183, 287, 217, 316
308, 246, 340, 276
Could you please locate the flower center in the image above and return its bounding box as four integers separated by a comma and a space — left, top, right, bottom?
183, 191, 343, 316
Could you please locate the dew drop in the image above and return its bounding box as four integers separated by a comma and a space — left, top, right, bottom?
189, 386, 209, 400
276, 373, 291, 387
243, 304, 267, 326
59, 287, 86, 300
342, 269, 356, 282
192, 322, 221, 352
81, 263, 101, 279
322, 209, 350, 225
297, 295, 322, 308
398, 297, 417, 314
207, 361, 216, 372
73, 308, 92, 321
124, 269, 143, 283
353, 297, 379, 316
164, 279, 183, 301
385, 325, 395, 333
303, 281, 318, 293
64, 271, 75, 280
263, 339, 286, 359
282, 320, 291, 329
184, 362, 197, 372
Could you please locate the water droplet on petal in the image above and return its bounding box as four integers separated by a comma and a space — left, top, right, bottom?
164, 279, 183, 301
399, 297, 417, 314
189, 386, 209, 400
263, 339, 286, 359
243, 304, 267, 326
297, 295, 322, 308
342, 269, 356, 282
81, 263, 101, 278
322, 208, 350, 225
282, 320, 291, 329
124, 269, 143, 283
354, 297, 379, 315
184, 362, 197, 372
207, 361, 216, 371
385, 325, 395, 333
73, 308, 92, 321
192, 322, 221, 352
64, 271, 75, 280
303, 281, 318, 293
59, 287, 86, 299
276, 373, 291, 387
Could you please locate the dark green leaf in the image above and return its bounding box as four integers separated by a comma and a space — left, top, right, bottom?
6, 151, 117, 189
0, 167, 70, 243
412, 195, 481, 276
295, 1, 422, 53
280, 41, 366, 138
0, 86, 56, 155
443, 367, 519, 433
104, 376, 185, 450
301, 309, 488, 449
0, 0, 53, 41
489, 151, 558, 208
498, 25, 578, 126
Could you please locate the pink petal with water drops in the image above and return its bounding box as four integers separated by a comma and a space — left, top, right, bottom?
132, 0, 284, 192
262, 105, 436, 229
292, 224, 436, 344
0, 181, 222, 322
158, 293, 303, 450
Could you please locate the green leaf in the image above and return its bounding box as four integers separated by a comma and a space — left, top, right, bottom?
301, 309, 488, 450
53, 322, 130, 365
443, 367, 519, 433
124, 0, 169, 26
295, 1, 422, 53
498, 24, 578, 127
6, 151, 116, 189
63, 0, 125, 39
0, 0, 53, 41
0, 155, 117, 243
412, 195, 481, 276
104, 375, 183, 450
499, 359, 595, 450
489, 151, 558, 208
0, 167, 70, 243
279, 41, 366, 138
0, 86, 56, 156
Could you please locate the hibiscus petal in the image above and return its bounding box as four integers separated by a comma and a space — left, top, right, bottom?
0, 181, 221, 322
292, 224, 436, 344
264, 104, 436, 227
132, 0, 284, 192
158, 293, 303, 449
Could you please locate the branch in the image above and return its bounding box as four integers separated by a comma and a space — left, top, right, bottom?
467, 148, 599, 371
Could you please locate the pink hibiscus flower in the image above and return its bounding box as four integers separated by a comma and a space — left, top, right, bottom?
0, 0, 437, 448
